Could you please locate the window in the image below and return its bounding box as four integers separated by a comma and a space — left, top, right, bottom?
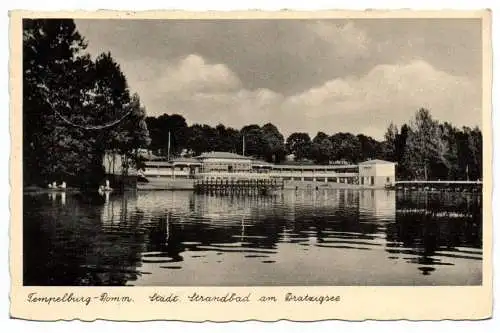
370, 176, 374, 185
386, 177, 390, 183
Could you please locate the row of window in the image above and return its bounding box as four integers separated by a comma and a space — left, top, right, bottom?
359, 176, 392, 185
281, 177, 356, 183
203, 166, 251, 170
150, 175, 192, 179
143, 175, 391, 184
145, 164, 357, 173
204, 162, 250, 167
146, 166, 198, 171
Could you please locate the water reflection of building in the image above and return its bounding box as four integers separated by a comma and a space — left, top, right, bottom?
135, 191, 191, 214
101, 192, 134, 225
358, 190, 396, 220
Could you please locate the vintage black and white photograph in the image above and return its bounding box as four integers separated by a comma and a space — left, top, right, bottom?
21, 15, 485, 288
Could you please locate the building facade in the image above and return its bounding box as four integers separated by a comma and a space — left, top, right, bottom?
104, 150, 396, 190
358, 159, 396, 187
198, 152, 252, 172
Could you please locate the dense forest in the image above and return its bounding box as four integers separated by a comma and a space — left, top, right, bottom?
23, 19, 150, 188
145, 108, 483, 181
23, 19, 482, 187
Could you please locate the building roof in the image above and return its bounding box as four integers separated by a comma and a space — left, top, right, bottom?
197, 152, 251, 160
358, 159, 396, 165
171, 157, 202, 165
251, 160, 274, 167
278, 159, 316, 165
272, 164, 358, 170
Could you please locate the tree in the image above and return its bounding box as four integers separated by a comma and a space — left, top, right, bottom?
286, 132, 311, 161
467, 127, 482, 180
358, 134, 384, 161
23, 19, 95, 185
167, 114, 189, 157
330, 133, 362, 163
91, 52, 131, 175
185, 124, 209, 156
214, 124, 240, 153
83, 53, 151, 179
240, 125, 264, 158
311, 132, 331, 164
395, 124, 410, 179
383, 122, 398, 161
146, 114, 187, 157
403, 108, 449, 180
23, 19, 150, 187
116, 93, 151, 173
261, 123, 285, 163
439, 122, 460, 179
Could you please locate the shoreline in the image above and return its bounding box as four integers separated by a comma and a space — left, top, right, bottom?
23, 180, 482, 194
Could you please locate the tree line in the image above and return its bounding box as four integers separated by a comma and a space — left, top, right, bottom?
146, 108, 482, 181
23, 19, 150, 188
385, 108, 482, 181
146, 115, 385, 165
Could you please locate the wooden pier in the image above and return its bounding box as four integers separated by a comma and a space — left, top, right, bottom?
194, 177, 284, 196
393, 180, 482, 193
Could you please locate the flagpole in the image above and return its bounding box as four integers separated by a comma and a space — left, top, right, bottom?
242, 135, 245, 156
167, 131, 171, 161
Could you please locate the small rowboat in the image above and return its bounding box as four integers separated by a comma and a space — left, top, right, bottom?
48, 181, 67, 191
98, 186, 113, 194
98, 179, 113, 194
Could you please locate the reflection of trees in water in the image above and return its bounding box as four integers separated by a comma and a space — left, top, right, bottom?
23, 193, 146, 286
386, 192, 482, 275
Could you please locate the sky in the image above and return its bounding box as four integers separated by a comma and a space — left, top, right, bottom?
75, 18, 483, 140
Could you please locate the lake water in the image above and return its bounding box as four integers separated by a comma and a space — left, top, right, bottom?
23, 189, 482, 286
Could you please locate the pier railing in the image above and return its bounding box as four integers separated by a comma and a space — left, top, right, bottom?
394, 180, 482, 192
396, 180, 482, 184
196, 172, 274, 180
194, 177, 284, 196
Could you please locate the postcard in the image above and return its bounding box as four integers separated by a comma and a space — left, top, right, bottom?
9, 9, 492, 321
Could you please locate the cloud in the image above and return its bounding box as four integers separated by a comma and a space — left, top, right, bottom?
307, 21, 371, 59
156, 54, 242, 95
134, 54, 480, 140
281, 60, 481, 138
